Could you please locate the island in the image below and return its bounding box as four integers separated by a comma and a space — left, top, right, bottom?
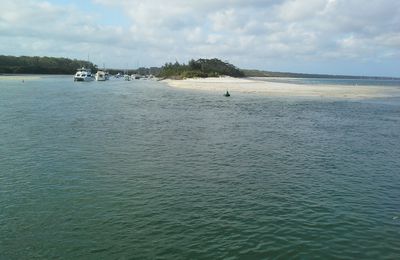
158, 59, 400, 99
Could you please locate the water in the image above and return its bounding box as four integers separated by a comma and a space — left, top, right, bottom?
1, 76, 400, 259
257, 77, 400, 87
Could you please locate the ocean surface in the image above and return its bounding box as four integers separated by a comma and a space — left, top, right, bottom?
1, 75, 399, 259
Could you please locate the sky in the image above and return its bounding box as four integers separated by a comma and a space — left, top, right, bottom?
1, 0, 399, 77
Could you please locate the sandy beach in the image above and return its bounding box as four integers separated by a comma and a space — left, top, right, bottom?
163, 77, 400, 99
0, 75, 42, 81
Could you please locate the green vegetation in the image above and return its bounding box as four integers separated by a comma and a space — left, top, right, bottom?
158, 58, 245, 79
0, 55, 97, 74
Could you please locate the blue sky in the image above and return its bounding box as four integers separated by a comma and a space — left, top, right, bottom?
1, 0, 399, 77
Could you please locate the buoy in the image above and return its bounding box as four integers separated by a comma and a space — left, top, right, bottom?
224, 91, 230, 97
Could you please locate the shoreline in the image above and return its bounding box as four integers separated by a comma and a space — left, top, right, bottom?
0, 75, 43, 80
163, 77, 400, 99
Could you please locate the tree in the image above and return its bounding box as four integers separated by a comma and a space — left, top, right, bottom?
0, 55, 97, 74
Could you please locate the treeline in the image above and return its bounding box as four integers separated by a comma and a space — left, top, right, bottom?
158, 58, 245, 79
106, 67, 161, 76
0, 55, 97, 74
133, 67, 161, 76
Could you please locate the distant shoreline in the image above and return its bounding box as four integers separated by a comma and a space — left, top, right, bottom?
241, 69, 400, 80
2, 72, 399, 81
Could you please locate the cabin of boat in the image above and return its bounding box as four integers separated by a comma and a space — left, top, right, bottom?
74, 67, 94, 82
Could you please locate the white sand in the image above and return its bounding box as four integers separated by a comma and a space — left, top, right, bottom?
0, 75, 42, 80
163, 77, 400, 99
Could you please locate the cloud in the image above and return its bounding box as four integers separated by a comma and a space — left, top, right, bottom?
277, 0, 327, 21
0, 0, 399, 76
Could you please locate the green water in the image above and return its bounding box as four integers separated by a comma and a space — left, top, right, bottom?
1, 76, 399, 259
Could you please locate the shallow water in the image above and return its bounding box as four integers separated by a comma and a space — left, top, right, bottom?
1, 76, 400, 259
257, 77, 400, 87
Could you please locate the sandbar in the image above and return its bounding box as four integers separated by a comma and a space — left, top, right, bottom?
163, 77, 400, 99
0, 75, 42, 80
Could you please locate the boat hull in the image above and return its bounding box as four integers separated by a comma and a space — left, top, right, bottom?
74, 76, 94, 82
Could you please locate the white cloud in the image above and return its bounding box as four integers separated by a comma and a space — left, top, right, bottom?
0, 0, 399, 76
277, 0, 327, 21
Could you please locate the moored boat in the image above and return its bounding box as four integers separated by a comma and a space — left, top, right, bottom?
131, 74, 141, 80
95, 70, 106, 81
74, 67, 94, 82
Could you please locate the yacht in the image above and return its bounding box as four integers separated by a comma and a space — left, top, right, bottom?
74, 67, 94, 82
95, 70, 106, 81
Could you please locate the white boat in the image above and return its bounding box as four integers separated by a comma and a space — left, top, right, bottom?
124, 74, 131, 81
95, 70, 106, 81
131, 74, 141, 80
74, 67, 94, 82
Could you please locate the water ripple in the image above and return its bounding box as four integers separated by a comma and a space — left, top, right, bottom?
1, 77, 400, 259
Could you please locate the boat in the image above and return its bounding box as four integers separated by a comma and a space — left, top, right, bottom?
130, 74, 141, 80
95, 70, 106, 81
74, 67, 94, 82
124, 74, 131, 81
